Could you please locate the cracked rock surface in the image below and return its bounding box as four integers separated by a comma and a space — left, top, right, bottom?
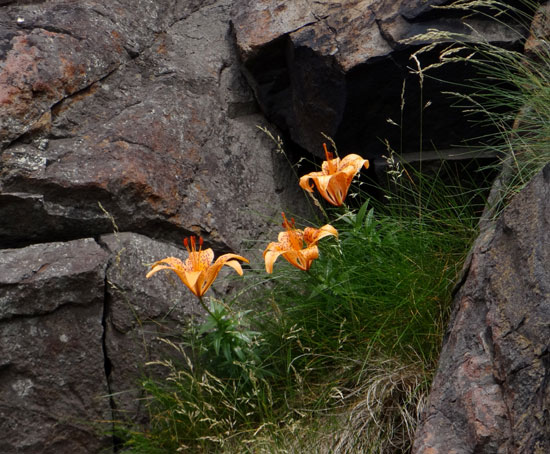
0, 0, 304, 250
413, 164, 550, 454
0, 0, 306, 452
0, 239, 111, 454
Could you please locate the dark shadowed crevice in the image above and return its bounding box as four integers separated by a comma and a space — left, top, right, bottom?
334, 45, 507, 160
100, 267, 121, 453
94, 235, 119, 452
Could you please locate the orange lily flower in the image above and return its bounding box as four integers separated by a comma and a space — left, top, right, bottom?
146, 236, 249, 298
263, 213, 338, 273
299, 143, 369, 206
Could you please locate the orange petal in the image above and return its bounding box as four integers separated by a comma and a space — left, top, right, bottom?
300, 245, 320, 268
307, 172, 349, 206
299, 171, 325, 192
329, 171, 357, 206
263, 248, 283, 273
339, 153, 369, 172
312, 174, 332, 191
223, 259, 245, 276
200, 248, 215, 266
282, 246, 319, 271
198, 253, 249, 296
146, 257, 186, 278
281, 250, 307, 270
276, 230, 304, 251
303, 224, 338, 245
307, 174, 341, 206
146, 257, 204, 297
183, 270, 204, 297
321, 156, 341, 175
184, 248, 214, 272
276, 232, 290, 248
215, 253, 249, 267
146, 264, 174, 279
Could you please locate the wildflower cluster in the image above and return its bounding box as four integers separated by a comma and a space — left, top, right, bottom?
146, 142, 369, 297
128, 135, 475, 453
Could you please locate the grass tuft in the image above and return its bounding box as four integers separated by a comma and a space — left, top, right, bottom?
114, 157, 481, 453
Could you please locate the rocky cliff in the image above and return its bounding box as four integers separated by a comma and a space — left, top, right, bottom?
0, 1, 540, 453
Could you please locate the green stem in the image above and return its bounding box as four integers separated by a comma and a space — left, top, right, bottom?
198, 296, 216, 319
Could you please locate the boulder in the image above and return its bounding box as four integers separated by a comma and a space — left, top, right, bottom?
0, 0, 305, 250
0, 239, 111, 454
413, 163, 550, 454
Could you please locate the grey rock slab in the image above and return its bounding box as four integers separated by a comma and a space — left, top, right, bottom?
413, 163, 550, 454
0, 238, 111, 454
0, 0, 181, 149
0, 237, 108, 319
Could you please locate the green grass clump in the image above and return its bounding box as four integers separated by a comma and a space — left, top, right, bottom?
257, 196, 474, 371
114, 157, 481, 453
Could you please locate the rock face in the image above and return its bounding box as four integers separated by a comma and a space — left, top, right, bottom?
0, 239, 111, 454
0, 0, 304, 250
413, 163, 550, 454
0, 0, 306, 452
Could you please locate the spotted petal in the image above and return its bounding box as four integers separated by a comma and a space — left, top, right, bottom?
263, 241, 286, 274
324, 172, 352, 206
303, 224, 338, 245
321, 156, 341, 174
183, 248, 214, 272
299, 171, 326, 193
339, 154, 369, 173
196, 253, 249, 297
277, 229, 305, 251
282, 246, 319, 271
146, 257, 186, 279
